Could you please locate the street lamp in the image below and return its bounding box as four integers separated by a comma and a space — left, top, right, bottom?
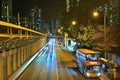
72, 21, 77, 26
93, 11, 107, 59
93, 11, 99, 17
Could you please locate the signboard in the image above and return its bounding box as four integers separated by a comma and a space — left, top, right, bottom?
86, 60, 101, 66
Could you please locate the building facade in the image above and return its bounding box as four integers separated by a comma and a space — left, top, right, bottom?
66, 0, 80, 12
29, 7, 42, 32
1, 0, 13, 22
96, 0, 120, 27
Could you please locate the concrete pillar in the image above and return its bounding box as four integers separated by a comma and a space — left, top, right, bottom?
32, 44, 34, 55
17, 48, 21, 67
7, 51, 13, 77
27, 45, 29, 59
28, 45, 32, 58
15, 49, 18, 68
25, 46, 28, 60
0, 52, 7, 80
26, 46, 29, 60
20, 47, 24, 64
23, 46, 25, 62
25, 46, 27, 61
23, 46, 26, 62
26, 45, 29, 59
31, 44, 34, 56
13, 49, 17, 71
31, 44, 33, 56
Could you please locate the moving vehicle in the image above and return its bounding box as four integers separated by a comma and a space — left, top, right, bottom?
76, 48, 101, 78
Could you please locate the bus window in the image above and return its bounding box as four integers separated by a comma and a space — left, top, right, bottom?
68, 40, 71, 45
86, 66, 101, 72
87, 54, 99, 60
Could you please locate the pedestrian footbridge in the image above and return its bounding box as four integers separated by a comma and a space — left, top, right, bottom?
0, 21, 48, 80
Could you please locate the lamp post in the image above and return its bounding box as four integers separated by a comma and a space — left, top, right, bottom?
17, 13, 20, 25
93, 11, 107, 59
6, 6, 9, 22
104, 14, 107, 59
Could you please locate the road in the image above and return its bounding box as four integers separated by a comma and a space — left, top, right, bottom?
17, 39, 99, 80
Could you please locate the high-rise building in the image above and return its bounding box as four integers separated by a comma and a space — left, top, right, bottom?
96, 0, 120, 27
53, 19, 61, 36
29, 7, 42, 32
42, 19, 60, 36
42, 20, 50, 33
66, 0, 80, 12
1, 0, 13, 22
55, 20, 60, 29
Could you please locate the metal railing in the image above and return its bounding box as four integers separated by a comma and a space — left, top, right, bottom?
0, 21, 47, 53
0, 21, 46, 39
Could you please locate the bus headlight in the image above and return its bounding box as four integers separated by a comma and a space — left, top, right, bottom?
86, 72, 90, 77
97, 73, 101, 76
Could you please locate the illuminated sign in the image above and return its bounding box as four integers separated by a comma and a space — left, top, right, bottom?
86, 60, 101, 66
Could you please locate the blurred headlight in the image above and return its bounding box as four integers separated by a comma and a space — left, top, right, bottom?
86, 72, 90, 77
97, 73, 101, 76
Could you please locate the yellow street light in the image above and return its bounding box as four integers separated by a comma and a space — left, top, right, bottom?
93, 11, 99, 17
72, 21, 77, 26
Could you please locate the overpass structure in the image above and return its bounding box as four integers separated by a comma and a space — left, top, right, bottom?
0, 21, 48, 80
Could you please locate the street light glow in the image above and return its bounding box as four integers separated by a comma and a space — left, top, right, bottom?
72, 21, 76, 26
93, 11, 99, 17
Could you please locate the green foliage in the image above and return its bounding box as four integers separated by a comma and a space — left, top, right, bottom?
77, 24, 95, 48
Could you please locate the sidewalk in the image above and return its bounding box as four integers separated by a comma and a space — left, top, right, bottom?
100, 69, 120, 80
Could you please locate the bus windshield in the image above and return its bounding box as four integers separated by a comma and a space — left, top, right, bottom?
86, 66, 101, 72
87, 54, 100, 60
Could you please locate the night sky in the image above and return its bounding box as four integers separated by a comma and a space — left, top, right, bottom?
13, 0, 66, 20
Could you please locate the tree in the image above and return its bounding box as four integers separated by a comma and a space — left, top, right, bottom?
92, 25, 120, 56
77, 24, 95, 48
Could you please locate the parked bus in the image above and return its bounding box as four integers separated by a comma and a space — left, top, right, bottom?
65, 38, 76, 52
76, 48, 101, 78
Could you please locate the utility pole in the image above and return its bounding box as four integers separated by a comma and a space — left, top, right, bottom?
25, 17, 27, 27
6, 5, 10, 34
104, 14, 107, 59
18, 13, 20, 25
6, 6, 9, 22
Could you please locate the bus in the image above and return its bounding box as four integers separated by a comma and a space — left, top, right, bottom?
64, 37, 76, 52
76, 48, 101, 78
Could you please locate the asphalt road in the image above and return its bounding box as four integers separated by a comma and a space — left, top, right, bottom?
17, 39, 99, 80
